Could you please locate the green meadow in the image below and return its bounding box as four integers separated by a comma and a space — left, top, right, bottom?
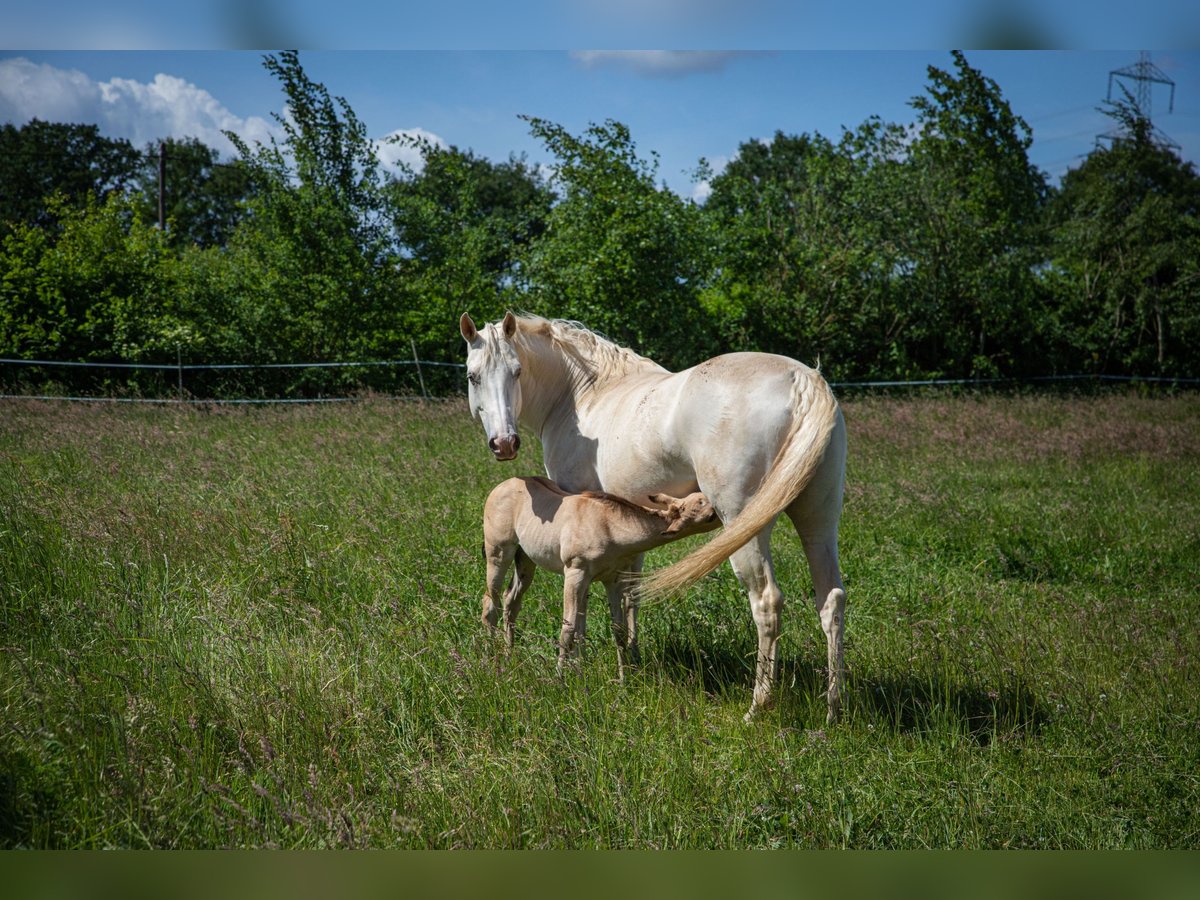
1, 392, 1197, 848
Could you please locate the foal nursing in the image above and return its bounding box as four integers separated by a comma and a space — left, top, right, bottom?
482, 476, 719, 676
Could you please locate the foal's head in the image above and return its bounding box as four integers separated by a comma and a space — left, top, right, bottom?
650, 491, 719, 536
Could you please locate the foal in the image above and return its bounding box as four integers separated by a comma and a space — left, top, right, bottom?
482, 476, 718, 677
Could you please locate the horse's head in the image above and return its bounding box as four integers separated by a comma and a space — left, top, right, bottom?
650, 491, 719, 536
460, 311, 523, 461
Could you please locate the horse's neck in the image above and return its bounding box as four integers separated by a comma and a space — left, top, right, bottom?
514, 335, 589, 436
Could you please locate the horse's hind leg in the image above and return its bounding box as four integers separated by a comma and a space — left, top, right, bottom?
502, 548, 536, 649
802, 534, 845, 725
727, 523, 784, 722
787, 510, 847, 725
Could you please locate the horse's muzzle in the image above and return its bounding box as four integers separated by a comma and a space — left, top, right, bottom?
489, 434, 521, 460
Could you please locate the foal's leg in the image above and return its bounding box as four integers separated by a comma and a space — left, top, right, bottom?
622, 554, 644, 668
557, 567, 590, 676
602, 571, 635, 681
726, 522, 784, 723
483, 540, 516, 632
502, 548, 536, 649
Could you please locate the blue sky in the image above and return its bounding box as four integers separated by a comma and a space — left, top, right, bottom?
3, 51, 1199, 199
5, 1, 1200, 50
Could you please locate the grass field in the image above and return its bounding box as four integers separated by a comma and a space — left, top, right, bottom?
1, 392, 1198, 848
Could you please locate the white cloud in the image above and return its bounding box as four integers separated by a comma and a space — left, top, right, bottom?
570, 50, 761, 77
0, 56, 276, 156
375, 127, 448, 176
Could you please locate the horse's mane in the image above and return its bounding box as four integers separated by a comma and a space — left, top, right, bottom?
513, 314, 666, 389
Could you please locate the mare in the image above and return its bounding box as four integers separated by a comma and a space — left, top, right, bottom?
460, 312, 847, 723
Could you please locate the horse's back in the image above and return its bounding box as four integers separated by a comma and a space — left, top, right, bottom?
673, 350, 826, 458
580, 350, 836, 513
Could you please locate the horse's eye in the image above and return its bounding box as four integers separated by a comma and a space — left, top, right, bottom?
468, 372, 480, 386
512, 367, 521, 380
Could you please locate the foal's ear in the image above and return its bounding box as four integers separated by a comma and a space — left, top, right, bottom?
460, 312, 478, 342
502, 310, 518, 339
661, 512, 688, 536
648, 493, 675, 506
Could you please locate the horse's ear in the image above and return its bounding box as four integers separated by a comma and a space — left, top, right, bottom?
502, 310, 518, 339
460, 312, 478, 342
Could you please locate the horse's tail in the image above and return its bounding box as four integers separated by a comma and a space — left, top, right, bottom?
639, 370, 839, 600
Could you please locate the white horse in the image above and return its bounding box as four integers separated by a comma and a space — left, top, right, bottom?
460, 311, 847, 723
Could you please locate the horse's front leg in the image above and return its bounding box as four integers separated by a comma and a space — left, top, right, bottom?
727, 526, 783, 723
557, 566, 590, 676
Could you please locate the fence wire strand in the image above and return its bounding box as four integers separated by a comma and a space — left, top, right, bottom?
1, 355, 1198, 405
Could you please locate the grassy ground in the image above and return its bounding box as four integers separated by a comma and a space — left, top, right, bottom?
1, 392, 1197, 848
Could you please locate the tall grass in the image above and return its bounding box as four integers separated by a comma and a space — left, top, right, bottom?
2, 393, 1197, 847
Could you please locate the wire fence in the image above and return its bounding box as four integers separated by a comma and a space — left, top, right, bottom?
1, 356, 1198, 405
0, 354, 468, 404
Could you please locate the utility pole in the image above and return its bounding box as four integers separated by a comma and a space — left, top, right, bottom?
158, 141, 167, 231
1096, 51, 1180, 153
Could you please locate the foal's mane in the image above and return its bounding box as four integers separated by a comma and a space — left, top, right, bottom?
578, 490, 665, 519
513, 315, 666, 390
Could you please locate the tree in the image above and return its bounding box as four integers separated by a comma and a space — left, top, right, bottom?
1045, 96, 1200, 376
0, 120, 141, 233
224, 51, 401, 363
519, 117, 714, 369
898, 51, 1048, 376
700, 121, 913, 378
0, 193, 171, 363
386, 143, 552, 356
130, 137, 256, 248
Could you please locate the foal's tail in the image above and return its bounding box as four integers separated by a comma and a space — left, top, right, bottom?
639, 370, 839, 600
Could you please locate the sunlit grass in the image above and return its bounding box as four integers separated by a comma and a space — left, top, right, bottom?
2, 393, 1198, 847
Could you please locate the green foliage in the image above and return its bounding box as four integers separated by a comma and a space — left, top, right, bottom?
1, 51, 1197, 391
520, 117, 716, 369
891, 51, 1048, 377
0, 194, 173, 362
0, 120, 141, 234
224, 51, 401, 364
700, 52, 1051, 381
387, 143, 553, 360
701, 121, 914, 379
129, 137, 257, 248
1044, 96, 1200, 377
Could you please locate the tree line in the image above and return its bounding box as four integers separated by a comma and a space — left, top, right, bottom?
1, 51, 1197, 398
